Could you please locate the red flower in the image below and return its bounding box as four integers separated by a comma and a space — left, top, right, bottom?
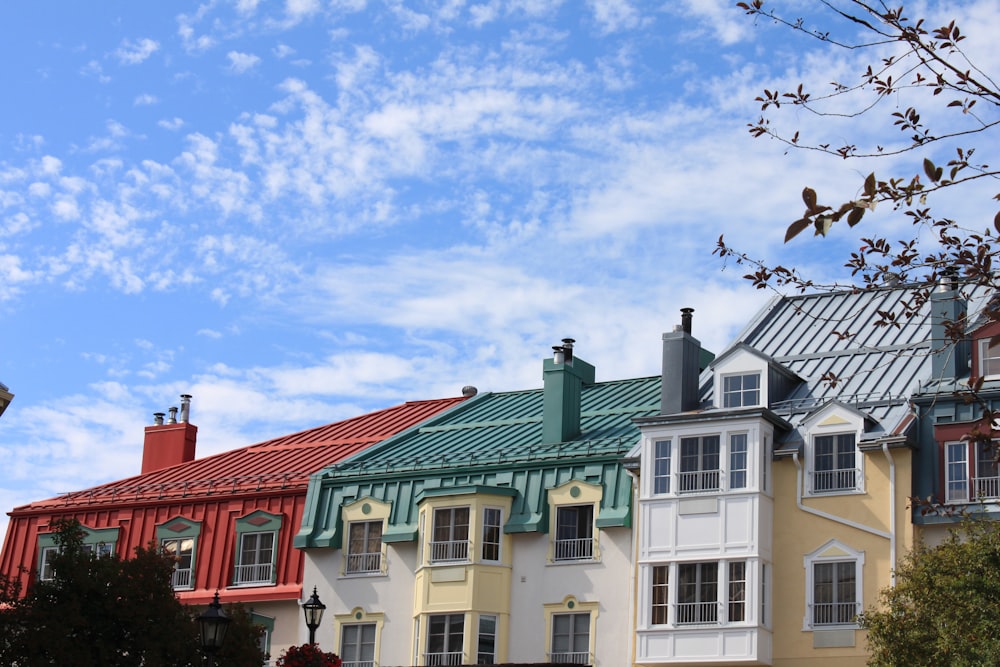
275, 643, 343, 667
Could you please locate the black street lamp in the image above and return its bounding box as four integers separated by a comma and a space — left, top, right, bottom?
302, 586, 326, 645
197, 591, 231, 666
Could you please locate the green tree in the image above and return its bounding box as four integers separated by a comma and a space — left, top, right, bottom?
0, 518, 264, 666
716, 0, 999, 348
860, 518, 1000, 666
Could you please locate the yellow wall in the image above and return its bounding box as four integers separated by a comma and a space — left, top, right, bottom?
771, 447, 913, 667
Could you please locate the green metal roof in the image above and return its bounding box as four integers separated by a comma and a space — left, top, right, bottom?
294, 374, 660, 548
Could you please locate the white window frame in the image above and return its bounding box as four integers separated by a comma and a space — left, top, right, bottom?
945, 439, 1000, 502
652, 439, 672, 494
729, 433, 748, 490
346, 520, 383, 574
549, 612, 591, 665
803, 540, 864, 630
980, 338, 1000, 378
650, 565, 669, 626
481, 507, 502, 562
235, 531, 276, 586
431, 506, 470, 563
38, 546, 58, 581
160, 537, 195, 589
722, 372, 761, 408
341, 622, 377, 667
679, 435, 721, 494
553, 504, 594, 561
425, 613, 465, 666
477, 614, 497, 665
810, 432, 862, 494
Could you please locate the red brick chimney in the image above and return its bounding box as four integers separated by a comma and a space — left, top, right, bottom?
141, 394, 198, 475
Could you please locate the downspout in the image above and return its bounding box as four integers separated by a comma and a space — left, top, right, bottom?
792, 451, 892, 541
882, 443, 897, 586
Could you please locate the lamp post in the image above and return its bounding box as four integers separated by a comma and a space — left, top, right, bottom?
302, 586, 326, 645
197, 591, 231, 666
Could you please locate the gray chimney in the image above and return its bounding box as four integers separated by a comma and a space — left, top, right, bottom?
661, 308, 702, 415
930, 275, 967, 381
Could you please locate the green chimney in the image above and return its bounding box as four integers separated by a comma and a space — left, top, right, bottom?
542, 339, 596, 444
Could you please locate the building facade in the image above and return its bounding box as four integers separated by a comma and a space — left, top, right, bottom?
0, 394, 466, 662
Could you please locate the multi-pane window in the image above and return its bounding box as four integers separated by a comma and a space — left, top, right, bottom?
813, 561, 858, 626
722, 373, 760, 408
481, 508, 501, 562
653, 439, 672, 494
679, 435, 721, 493
728, 561, 746, 622
945, 440, 1000, 502
38, 546, 58, 581
426, 614, 464, 666
346, 521, 383, 574
550, 613, 590, 664
161, 537, 194, 589
234, 531, 275, 585
477, 615, 497, 665
341, 623, 376, 667
813, 433, 857, 492
651, 565, 669, 625
729, 433, 748, 489
677, 562, 718, 624
760, 563, 768, 627
554, 505, 594, 561
980, 338, 1000, 377
81, 542, 116, 558
431, 507, 470, 563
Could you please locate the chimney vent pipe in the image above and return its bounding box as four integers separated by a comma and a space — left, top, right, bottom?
681, 307, 694, 335
167, 406, 178, 424
153, 412, 165, 426
179, 394, 192, 423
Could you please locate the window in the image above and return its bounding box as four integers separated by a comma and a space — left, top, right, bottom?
651, 565, 669, 625
341, 623, 376, 667
554, 505, 593, 561
730, 433, 748, 489
161, 538, 194, 589
679, 435, 721, 493
653, 439, 671, 494
728, 561, 746, 622
804, 540, 863, 630
945, 439, 1000, 502
81, 542, 115, 558
346, 521, 383, 574
813, 562, 857, 626
677, 562, 718, 624
760, 563, 768, 627
426, 614, 464, 666
233, 510, 281, 586
481, 508, 501, 562
477, 614, 497, 665
813, 433, 858, 492
431, 507, 470, 563
550, 613, 590, 664
38, 546, 57, 581
980, 338, 1000, 377
236, 532, 275, 585
723, 373, 760, 408
251, 612, 274, 665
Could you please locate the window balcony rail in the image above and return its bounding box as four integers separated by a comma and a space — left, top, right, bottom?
171, 567, 193, 589
424, 651, 463, 665
676, 601, 719, 625
342, 661, 375, 667
548, 651, 590, 664
812, 468, 857, 492
233, 562, 273, 585
973, 475, 1000, 499
429, 540, 469, 563
553, 537, 594, 561
812, 601, 858, 626
677, 470, 721, 493
345, 551, 382, 574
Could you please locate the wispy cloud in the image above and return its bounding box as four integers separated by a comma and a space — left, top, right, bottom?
227, 50, 262, 73
114, 38, 160, 65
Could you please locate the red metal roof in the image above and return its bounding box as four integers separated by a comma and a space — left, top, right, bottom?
0, 396, 466, 599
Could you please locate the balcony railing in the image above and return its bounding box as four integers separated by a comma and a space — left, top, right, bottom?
342, 661, 375, 667
553, 537, 593, 561
171, 567, 193, 589
548, 651, 590, 664
345, 551, 382, 574
675, 601, 718, 625
973, 475, 1000, 499
424, 651, 463, 665
233, 562, 273, 585
812, 468, 857, 492
429, 540, 469, 563
677, 470, 720, 494
812, 601, 858, 626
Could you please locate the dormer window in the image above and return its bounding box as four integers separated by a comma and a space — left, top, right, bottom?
722, 373, 760, 408
980, 338, 1000, 378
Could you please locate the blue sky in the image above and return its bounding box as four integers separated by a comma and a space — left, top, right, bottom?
1, 1, 997, 542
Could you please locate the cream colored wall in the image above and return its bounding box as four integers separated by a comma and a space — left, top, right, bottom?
247, 599, 301, 665
770, 448, 913, 667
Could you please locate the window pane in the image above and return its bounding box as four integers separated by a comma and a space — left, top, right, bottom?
728, 561, 746, 622
651, 565, 669, 625
653, 440, 671, 494
730, 434, 748, 489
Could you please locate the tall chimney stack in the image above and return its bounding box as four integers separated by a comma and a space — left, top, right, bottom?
542, 339, 595, 444
141, 394, 198, 475
661, 308, 702, 415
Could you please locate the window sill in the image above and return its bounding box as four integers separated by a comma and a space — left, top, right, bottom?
229, 581, 277, 589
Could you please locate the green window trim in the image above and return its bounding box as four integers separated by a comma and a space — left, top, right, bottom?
38, 525, 121, 578
234, 510, 283, 586
156, 517, 202, 590
251, 611, 275, 662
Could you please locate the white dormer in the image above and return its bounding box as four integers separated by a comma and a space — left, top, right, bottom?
799, 401, 868, 496
711, 343, 800, 410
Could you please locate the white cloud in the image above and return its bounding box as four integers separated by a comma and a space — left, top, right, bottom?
114, 38, 160, 65
158, 117, 185, 131
588, 0, 643, 34
134, 93, 159, 106
227, 50, 262, 73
